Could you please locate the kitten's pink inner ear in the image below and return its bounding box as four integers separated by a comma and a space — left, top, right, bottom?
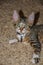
28, 12, 35, 24
13, 10, 19, 21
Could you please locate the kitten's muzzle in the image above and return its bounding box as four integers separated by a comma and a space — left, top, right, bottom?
20, 27, 25, 32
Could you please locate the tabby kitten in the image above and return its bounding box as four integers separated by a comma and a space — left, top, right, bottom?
10, 10, 43, 64
13, 10, 30, 42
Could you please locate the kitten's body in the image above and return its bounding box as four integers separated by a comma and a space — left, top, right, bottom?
29, 25, 42, 63
10, 10, 43, 64
14, 22, 43, 64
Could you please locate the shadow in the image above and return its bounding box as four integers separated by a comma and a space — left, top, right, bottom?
39, 0, 43, 5
0, 0, 14, 5
19, 10, 27, 21
32, 12, 40, 26
0, 0, 8, 5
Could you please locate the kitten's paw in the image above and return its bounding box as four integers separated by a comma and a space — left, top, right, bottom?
31, 58, 40, 64
31, 53, 40, 64
9, 39, 18, 44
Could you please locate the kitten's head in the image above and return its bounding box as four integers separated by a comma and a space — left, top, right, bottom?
13, 10, 40, 33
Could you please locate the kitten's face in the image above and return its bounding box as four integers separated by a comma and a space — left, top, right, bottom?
13, 10, 35, 42
16, 21, 29, 42
16, 21, 27, 34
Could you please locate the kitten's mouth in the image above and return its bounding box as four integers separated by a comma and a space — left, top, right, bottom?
17, 32, 21, 35
17, 32, 25, 35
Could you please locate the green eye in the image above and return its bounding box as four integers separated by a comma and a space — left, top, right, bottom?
16, 24, 20, 27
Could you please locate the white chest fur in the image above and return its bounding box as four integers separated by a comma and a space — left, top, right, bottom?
16, 27, 27, 41
17, 34, 25, 41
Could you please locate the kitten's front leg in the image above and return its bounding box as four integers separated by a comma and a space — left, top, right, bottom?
30, 41, 41, 64
9, 38, 18, 44
30, 31, 41, 64
17, 34, 22, 42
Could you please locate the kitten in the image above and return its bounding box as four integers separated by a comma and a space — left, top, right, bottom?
9, 10, 43, 64
13, 10, 30, 42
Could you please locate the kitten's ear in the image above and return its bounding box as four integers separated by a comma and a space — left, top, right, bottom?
28, 12, 35, 26
28, 12, 40, 27
13, 10, 19, 21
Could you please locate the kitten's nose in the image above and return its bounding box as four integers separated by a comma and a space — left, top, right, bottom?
20, 28, 23, 31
